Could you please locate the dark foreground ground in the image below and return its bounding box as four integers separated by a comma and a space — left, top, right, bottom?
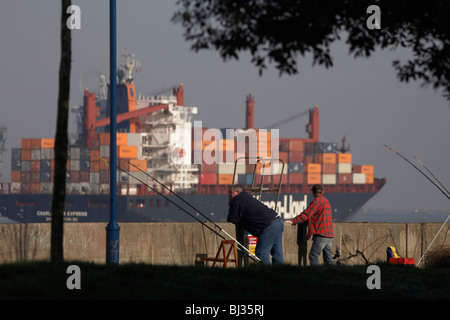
0, 261, 448, 301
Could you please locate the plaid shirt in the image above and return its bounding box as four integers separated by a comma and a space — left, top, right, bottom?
291, 195, 334, 239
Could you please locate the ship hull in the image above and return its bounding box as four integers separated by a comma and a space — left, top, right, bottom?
0, 191, 379, 223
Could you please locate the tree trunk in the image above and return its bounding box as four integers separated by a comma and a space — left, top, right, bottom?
51, 0, 71, 261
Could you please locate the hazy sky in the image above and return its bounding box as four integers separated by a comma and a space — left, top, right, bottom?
1, 1, 450, 213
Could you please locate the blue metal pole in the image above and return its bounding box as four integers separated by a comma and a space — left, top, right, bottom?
106, 0, 120, 263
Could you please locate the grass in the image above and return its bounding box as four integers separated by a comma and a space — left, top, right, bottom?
0, 261, 448, 300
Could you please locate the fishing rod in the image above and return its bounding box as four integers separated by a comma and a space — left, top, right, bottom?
414, 155, 450, 197
384, 145, 450, 266
384, 145, 450, 201
97, 156, 225, 241
126, 160, 263, 263
97, 156, 261, 263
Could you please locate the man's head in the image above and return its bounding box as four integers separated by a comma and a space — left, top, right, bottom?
228, 185, 244, 203
311, 184, 323, 197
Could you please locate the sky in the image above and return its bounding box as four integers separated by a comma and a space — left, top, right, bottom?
1, 1, 450, 214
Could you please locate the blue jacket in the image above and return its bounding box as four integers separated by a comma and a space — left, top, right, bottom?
227, 191, 278, 237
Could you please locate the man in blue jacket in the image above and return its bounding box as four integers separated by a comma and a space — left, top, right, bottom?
227, 185, 284, 264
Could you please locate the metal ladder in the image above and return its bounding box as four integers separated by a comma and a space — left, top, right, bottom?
231, 156, 285, 211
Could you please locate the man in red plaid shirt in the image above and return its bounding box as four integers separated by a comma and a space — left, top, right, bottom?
286, 184, 335, 265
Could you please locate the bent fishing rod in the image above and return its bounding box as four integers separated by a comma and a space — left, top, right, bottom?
126, 160, 262, 263
384, 145, 450, 266
384, 145, 450, 201
414, 155, 450, 197
97, 156, 225, 241
98, 156, 261, 263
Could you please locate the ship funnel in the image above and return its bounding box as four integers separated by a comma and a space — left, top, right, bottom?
246, 94, 254, 129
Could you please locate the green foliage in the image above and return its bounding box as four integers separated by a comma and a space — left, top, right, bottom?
172, 0, 450, 101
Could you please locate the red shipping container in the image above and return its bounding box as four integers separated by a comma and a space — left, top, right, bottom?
31, 171, 40, 183
289, 151, 303, 162
322, 164, 336, 174
200, 163, 217, 173
200, 173, 217, 185
288, 173, 303, 184
21, 149, 31, 161
80, 171, 90, 182
279, 140, 290, 152
70, 171, 80, 183
278, 151, 288, 162
304, 155, 314, 164
338, 173, 352, 184
273, 174, 288, 184
31, 139, 41, 149
31, 160, 41, 172
31, 183, 40, 194
21, 138, 32, 149
289, 139, 304, 152
255, 174, 272, 184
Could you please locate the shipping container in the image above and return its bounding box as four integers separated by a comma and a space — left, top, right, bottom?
272, 174, 288, 184
30, 139, 41, 150
314, 142, 337, 153
200, 163, 217, 173
217, 163, 236, 175
129, 159, 148, 172
41, 148, 54, 160
80, 148, 90, 160
69, 147, 80, 160
40, 139, 55, 148
200, 173, 217, 185
41, 160, 52, 172
337, 163, 352, 173
21, 149, 31, 161
254, 174, 272, 185
338, 173, 352, 184
31, 149, 40, 160
40, 171, 52, 182
322, 174, 337, 185
288, 173, 303, 184
278, 151, 288, 162
305, 163, 321, 173
31, 160, 41, 172
289, 151, 303, 162
70, 160, 80, 171
21, 138, 32, 149
31, 171, 40, 183
353, 165, 374, 175
31, 183, 40, 194
80, 160, 90, 171
304, 142, 315, 154
21, 161, 31, 172
352, 173, 366, 184
100, 145, 109, 158
11, 170, 21, 182
322, 163, 337, 174
218, 174, 233, 185
337, 153, 352, 163
118, 145, 138, 158
288, 162, 303, 173
307, 173, 321, 184
315, 153, 336, 164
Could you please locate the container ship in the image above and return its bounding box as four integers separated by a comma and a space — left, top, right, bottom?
0, 51, 385, 223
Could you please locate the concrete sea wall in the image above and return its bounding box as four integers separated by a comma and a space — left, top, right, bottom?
0, 222, 448, 265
